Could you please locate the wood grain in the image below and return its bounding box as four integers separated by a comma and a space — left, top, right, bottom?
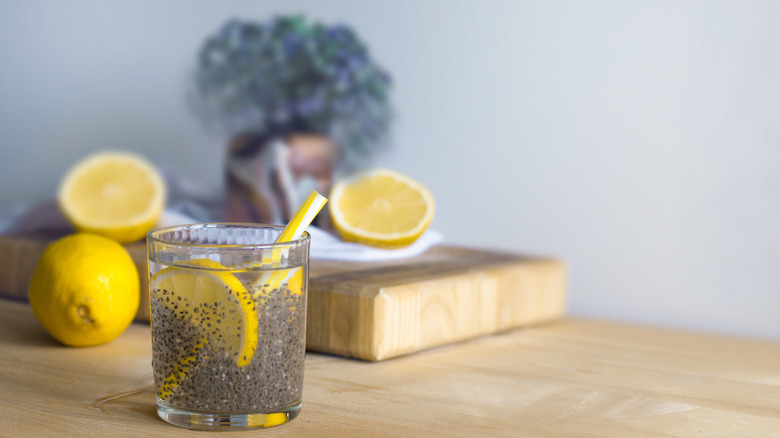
1, 299, 779, 437
0, 234, 566, 361
307, 247, 566, 360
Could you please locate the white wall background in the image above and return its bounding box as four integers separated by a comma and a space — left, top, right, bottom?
1, 1, 778, 339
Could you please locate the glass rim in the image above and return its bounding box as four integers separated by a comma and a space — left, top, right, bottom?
146, 222, 310, 250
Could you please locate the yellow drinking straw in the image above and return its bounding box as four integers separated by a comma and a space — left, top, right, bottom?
254, 191, 327, 296
276, 190, 328, 243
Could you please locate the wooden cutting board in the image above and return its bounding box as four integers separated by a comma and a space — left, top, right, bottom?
0, 233, 565, 361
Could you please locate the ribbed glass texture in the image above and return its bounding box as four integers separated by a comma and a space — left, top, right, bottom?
147, 223, 310, 270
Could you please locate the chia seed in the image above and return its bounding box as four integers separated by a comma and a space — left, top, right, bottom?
150, 277, 306, 414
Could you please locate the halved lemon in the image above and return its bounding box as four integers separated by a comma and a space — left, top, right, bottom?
58, 151, 166, 243
150, 259, 258, 367
329, 169, 435, 248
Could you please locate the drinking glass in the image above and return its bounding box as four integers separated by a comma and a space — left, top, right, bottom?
147, 223, 309, 430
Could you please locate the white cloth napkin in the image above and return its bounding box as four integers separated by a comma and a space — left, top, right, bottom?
306, 225, 442, 261
156, 210, 443, 262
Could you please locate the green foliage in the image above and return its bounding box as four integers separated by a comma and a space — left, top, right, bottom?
190, 16, 393, 160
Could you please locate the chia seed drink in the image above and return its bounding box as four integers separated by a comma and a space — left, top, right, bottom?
147, 224, 309, 430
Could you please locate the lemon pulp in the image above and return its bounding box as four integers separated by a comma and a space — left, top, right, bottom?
58, 151, 165, 243
329, 169, 435, 247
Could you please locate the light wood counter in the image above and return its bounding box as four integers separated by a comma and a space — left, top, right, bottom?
1, 299, 779, 437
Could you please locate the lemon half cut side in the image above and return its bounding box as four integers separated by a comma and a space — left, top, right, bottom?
329, 169, 435, 248
57, 151, 166, 243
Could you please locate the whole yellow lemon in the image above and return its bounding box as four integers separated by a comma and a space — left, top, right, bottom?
28, 233, 140, 347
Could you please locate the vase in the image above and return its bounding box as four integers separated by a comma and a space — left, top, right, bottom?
225, 134, 336, 230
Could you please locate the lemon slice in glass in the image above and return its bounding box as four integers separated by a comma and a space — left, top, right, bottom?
150, 259, 259, 400
156, 338, 208, 401
150, 259, 259, 367
57, 151, 166, 243
329, 169, 435, 248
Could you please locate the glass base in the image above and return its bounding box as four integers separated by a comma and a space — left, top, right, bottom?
157, 404, 301, 430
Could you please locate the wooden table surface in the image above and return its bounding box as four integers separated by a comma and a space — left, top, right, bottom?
1, 298, 779, 437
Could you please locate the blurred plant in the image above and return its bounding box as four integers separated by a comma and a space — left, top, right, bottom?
189, 16, 393, 165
